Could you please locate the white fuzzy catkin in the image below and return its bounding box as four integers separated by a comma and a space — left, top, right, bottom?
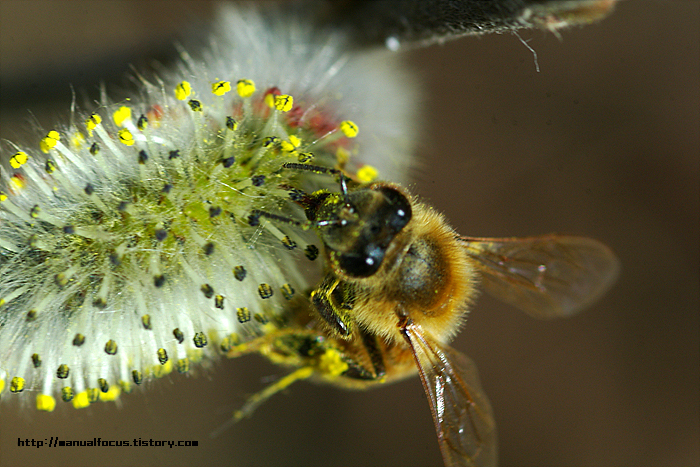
0, 3, 419, 411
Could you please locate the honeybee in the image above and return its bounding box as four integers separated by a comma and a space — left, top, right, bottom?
226, 163, 620, 467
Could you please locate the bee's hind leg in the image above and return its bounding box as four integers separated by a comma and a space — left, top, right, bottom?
339, 327, 386, 381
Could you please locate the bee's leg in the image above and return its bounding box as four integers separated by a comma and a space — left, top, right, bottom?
223, 330, 280, 358
341, 327, 387, 381
214, 328, 324, 438
310, 275, 354, 337
210, 363, 315, 438
281, 162, 352, 203
224, 327, 317, 359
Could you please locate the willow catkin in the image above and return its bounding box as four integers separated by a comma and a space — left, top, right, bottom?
0, 3, 419, 411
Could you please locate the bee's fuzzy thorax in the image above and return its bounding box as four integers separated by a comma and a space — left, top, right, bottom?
351, 197, 478, 347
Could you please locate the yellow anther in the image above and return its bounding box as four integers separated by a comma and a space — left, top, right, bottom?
153, 359, 173, 378
280, 135, 301, 152
357, 165, 379, 183
61, 387, 74, 402
72, 391, 90, 409
45, 160, 57, 174
70, 131, 85, 149
212, 80, 231, 96
85, 113, 102, 134
274, 94, 293, 112
99, 385, 121, 402
226, 117, 238, 131
10, 376, 25, 393
9, 174, 25, 192
36, 394, 57, 412
236, 79, 256, 98
118, 128, 135, 146
175, 81, 192, 100
336, 146, 350, 165
9, 151, 28, 169
118, 380, 132, 394
87, 388, 100, 403
112, 106, 132, 127
340, 120, 359, 138
137, 115, 148, 130
176, 358, 190, 374
188, 99, 203, 112
0, 192, 7, 202
298, 152, 314, 163
40, 130, 60, 153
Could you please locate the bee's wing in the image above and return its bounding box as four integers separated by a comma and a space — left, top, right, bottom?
460, 235, 620, 319
402, 320, 497, 467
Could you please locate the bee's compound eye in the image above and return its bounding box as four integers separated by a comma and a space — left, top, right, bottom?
377, 187, 412, 233
333, 186, 413, 278
337, 244, 384, 278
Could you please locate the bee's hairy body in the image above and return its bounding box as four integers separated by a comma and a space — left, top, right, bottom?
227, 168, 619, 467
232, 180, 476, 386
342, 196, 478, 348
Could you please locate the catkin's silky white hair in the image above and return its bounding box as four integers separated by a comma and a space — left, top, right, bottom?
198, 3, 420, 181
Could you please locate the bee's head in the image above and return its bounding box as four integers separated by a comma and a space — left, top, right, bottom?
310, 183, 412, 278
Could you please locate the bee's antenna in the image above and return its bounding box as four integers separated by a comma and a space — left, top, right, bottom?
247, 210, 308, 230
282, 162, 352, 206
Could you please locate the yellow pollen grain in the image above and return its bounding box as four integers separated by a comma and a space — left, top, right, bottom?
85, 114, 102, 134
40, 130, 60, 153
36, 394, 57, 412
71, 131, 85, 149
357, 165, 379, 182
318, 349, 349, 376
212, 80, 231, 96
10, 376, 25, 393
336, 146, 350, 165
274, 94, 293, 112
236, 79, 255, 98
112, 106, 132, 127
99, 385, 121, 402
9, 175, 25, 191
175, 81, 192, 100
10, 151, 28, 169
118, 380, 132, 394
280, 135, 301, 152
340, 120, 359, 138
118, 128, 135, 146
153, 359, 174, 378
72, 391, 90, 409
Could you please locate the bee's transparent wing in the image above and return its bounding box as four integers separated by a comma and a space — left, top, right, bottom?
402, 320, 497, 467
461, 235, 620, 319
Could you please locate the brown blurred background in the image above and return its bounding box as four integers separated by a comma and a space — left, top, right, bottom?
1, 1, 698, 466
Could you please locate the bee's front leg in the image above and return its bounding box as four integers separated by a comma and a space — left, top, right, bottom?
310, 275, 355, 337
